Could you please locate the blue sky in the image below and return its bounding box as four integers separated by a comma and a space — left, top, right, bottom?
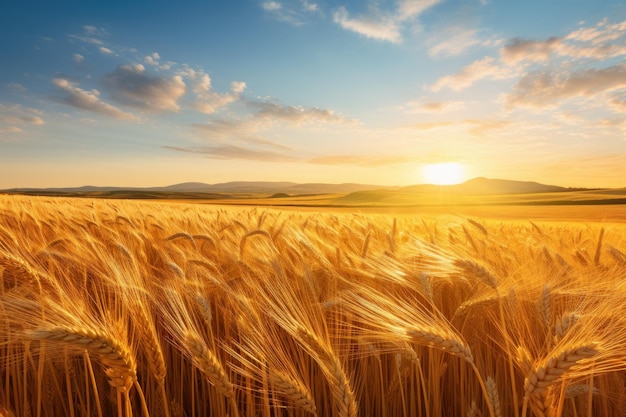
2, 0, 626, 188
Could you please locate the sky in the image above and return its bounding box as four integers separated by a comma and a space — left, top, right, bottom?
1, 0, 626, 188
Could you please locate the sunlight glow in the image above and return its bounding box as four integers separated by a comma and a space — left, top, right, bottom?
422, 162, 465, 185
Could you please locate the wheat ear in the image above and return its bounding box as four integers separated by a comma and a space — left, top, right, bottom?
522, 343, 598, 417
185, 332, 234, 399
29, 326, 136, 392
297, 327, 357, 417
270, 370, 318, 415
406, 327, 474, 363
524, 343, 598, 397
485, 377, 502, 417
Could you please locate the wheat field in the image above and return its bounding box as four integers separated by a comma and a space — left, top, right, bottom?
1, 195, 626, 417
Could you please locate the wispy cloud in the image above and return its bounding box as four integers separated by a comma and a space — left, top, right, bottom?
191, 118, 290, 149
501, 19, 626, 65
51, 78, 137, 120
102, 64, 186, 112
406, 118, 511, 136
505, 63, 626, 109
428, 28, 502, 57
333, 6, 401, 43
332, 0, 441, 43
308, 154, 412, 167
0, 104, 45, 137
262, 1, 282, 11
431, 56, 515, 91
399, 100, 465, 113
249, 101, 358, 125
261, 0, 318, 25
67, 25, 109, 46
99, 47, 113, 55
163, 145, 296, 162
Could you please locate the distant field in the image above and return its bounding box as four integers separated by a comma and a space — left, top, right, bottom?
5, 186, 626, 209
1, 195, 626, 417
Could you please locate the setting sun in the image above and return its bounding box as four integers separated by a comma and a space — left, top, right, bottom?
422, 162, 465, 185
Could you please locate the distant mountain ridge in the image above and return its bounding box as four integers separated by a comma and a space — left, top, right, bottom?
4, 178, 594, 196
401, 177, 572, 195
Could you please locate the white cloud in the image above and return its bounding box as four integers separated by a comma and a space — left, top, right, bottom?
144, 52, 158, 65
7, 82, 26, 93
332, 1, 441, 44
73, 53, 85, 64
52, 78, 137, 120
431, 56, 515, 91
301, 0, 318, 12
400, 100, 465, 113
333, 6, 402, 43
102, 64, 186, 112
505, 63, 626, 109
262, 1, 282, 11
188, 71, 246, 114
99, 47, 113, 55
249, 101, 358, 125
429, 28, 482, 57
164, 144, 296, 162
0, 104, 46, 137
500, 19, 626, 65
397, 0, 441, 21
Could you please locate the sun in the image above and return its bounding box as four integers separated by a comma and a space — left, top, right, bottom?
422, 162, 465, 185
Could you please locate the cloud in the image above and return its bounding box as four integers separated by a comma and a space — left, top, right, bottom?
249, 101, 358, 125
7, 82, 26, 93
464, 119, 512, 136
505, 63, 626, 109
67, 25, 108, 46
501, 19, 626, 65
406, 118, 511, 135
102, 64, 186, 112
73, 53, 85, 64
51, 78, 137, 120
431, 56, 515, 91
408, 121, 456, 130
397, 0, 441, 21
191, 72, 246, 114
500, 37, 561, 65
333, 6, 402, 43
83, 25, 98, 35
609, 95, 626, 112
144, 52, 160, 66
400, 100, 465, 113
99, 47, 113, 54
163, 145, 296, 162
301, 0, 318, 12
429, 28, 482, 57
308, 154, 412, 167
0, 104, 45, 137
262, 1, 281, 11
332, 1, 441, 43
261, 0, 315, 25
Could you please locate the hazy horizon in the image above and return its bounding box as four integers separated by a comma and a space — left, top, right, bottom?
2, 1, 626, 189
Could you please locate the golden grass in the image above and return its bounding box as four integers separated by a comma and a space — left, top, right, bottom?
1, 195, 626, 417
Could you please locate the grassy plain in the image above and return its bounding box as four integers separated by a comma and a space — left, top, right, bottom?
1, 195, 626, 417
